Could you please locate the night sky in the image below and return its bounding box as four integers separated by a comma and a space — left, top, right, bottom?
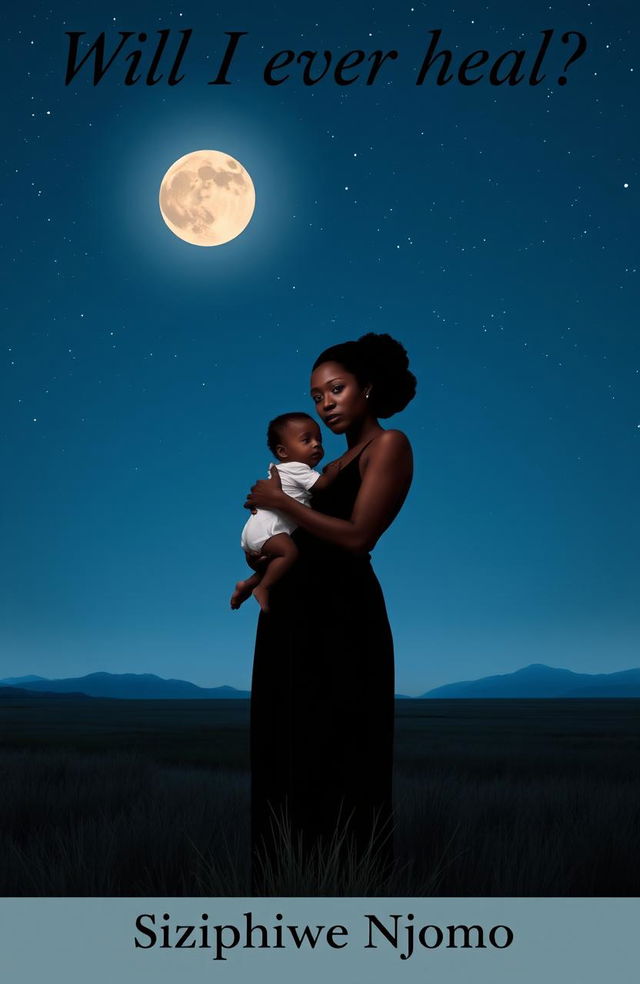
2, 1, 638, 695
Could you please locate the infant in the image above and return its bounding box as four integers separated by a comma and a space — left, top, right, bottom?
230, 412, 339, 613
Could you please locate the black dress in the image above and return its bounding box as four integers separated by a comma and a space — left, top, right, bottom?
250, 442, 395, 876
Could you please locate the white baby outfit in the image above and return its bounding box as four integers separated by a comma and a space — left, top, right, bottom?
240, 461, 321, 555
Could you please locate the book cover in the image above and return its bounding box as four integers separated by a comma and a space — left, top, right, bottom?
1, 0, 638, 980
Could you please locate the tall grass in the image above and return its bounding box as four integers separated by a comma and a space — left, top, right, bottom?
393, 771, 640, 895
0, 749, 249, 895
251, 805, 406, 896
1, 741, 638, 895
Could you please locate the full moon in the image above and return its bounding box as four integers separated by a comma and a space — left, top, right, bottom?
159, 150, 255, 247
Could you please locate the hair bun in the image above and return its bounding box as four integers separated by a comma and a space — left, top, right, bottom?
355, 333, 416, 418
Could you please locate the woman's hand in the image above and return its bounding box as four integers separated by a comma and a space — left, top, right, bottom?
244, 465, 286, 511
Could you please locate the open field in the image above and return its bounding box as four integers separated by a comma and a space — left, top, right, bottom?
1, 697, 639, 895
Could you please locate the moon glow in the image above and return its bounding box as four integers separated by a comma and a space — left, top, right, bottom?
159, 150, 255, 246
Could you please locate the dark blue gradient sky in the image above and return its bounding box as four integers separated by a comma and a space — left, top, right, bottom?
2, 1, 638, 694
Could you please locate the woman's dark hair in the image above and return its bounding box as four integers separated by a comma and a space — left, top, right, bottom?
312, 332, 416, 418
267, 412, 315, 455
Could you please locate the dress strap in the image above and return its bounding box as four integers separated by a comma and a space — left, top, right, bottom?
340, 436, 378, 471
354, 436, 377, 458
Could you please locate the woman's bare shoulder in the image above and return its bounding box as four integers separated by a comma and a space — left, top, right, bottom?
363, 429, 413, 468
370, 429, 412, 453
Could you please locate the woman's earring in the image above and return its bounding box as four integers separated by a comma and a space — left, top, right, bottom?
365, 388, 371, 399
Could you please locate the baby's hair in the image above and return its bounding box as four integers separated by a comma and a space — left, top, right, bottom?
313, 332, 416, 418
267, 412, 316, 456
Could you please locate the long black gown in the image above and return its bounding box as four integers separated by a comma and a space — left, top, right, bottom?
250, 442, 395, 875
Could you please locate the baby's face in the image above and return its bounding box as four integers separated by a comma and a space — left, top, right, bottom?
276, 419, 324, 468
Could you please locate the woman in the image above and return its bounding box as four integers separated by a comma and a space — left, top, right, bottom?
245, 332, 416, 889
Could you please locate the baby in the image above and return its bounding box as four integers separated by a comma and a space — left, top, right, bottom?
230, 412, 339, 613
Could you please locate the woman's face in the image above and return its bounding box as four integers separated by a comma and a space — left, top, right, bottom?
310, 361, 371, 434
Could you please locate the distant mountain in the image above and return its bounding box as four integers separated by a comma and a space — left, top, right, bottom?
421, 664, 640, 699
0, 675, 47, 686
0, 672, 251, 700
0, 686, 90, 700
4, 666, 639, 701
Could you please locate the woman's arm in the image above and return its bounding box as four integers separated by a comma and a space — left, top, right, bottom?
245, 430, 413, 554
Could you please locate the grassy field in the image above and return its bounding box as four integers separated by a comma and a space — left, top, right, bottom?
1, 697, 638, 895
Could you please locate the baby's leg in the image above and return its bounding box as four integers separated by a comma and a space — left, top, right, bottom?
230, 552, 267, 610
230, 572, 261, 610
252, 533, 298, 613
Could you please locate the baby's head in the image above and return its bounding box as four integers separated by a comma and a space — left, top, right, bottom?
267, 412, 324, 468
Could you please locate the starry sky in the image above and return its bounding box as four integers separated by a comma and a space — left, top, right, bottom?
1, 0, 638, 695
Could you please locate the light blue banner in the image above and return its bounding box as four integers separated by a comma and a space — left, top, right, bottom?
1, 898, 638, 983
